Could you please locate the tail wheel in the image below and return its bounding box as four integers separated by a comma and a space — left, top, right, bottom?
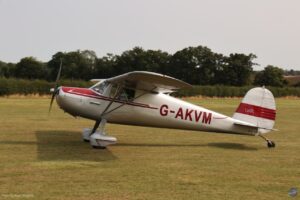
259, 135, 276, 148
267, 140, 275, 148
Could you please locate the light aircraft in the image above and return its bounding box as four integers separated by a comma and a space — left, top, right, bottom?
49, 64, 277, 149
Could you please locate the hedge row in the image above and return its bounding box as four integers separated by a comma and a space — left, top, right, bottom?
176, 85, 300, 97
1, 78, 300, 97
0, 78, 92, 96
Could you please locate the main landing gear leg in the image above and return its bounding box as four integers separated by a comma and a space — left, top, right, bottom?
82, 84, 122, 149
82, 120, 100, 142
82, 119, 117, 149
259, 135, 275, 148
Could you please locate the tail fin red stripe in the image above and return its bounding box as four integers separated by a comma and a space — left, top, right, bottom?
236, 103, 276, 120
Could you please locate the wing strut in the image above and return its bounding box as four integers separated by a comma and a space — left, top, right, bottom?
86, 85, 157, 148
89, 84, 123, 136
101, 86, 157, 117
90, 84, 157, 135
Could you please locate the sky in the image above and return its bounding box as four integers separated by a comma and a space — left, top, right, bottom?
0, 0, 299, 70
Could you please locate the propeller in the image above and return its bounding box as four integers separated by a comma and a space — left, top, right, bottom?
49, 59, 63, 113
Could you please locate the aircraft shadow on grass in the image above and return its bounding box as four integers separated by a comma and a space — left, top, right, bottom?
207, 142, 257, 150
0, 140, 257, 151
116, 142, 257, 151
34, 131, 117, 162
0, 132, 257, 162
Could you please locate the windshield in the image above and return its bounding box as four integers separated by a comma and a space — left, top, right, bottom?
91, 81, 136, 101
91, 81, 109, 94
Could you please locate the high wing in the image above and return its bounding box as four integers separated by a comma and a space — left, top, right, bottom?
90, 79, 105, 83
104, 71, 192, 93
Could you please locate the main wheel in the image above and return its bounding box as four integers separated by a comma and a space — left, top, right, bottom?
267, 140, 275, 148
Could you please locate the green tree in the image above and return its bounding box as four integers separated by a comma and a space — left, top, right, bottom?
94, 53, 117, 78
15, 57, 46, 79
47, 50, 97, 80
0, 61, 6, 77
215, 53, 256, 86
169, 46, 220, 85
0, 61, 16, 78
254, 65, 287, 87
112, 47, 171, 76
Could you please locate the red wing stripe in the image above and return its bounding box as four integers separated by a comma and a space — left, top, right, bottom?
236, 103, 276, 120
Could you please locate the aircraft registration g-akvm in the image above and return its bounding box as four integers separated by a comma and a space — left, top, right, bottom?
49, 64, 277, 149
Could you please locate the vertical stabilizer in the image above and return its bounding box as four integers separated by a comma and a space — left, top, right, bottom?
233, 87, 276, 134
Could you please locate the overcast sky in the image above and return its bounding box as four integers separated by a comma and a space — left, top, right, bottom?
0, 0, 299, 70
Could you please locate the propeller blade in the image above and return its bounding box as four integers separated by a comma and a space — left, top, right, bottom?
48, 92, 56, 114
54, 59, 63, 89
48, 59, 63, 114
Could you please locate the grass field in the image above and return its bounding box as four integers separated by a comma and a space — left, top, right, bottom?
0, 97, 299, 200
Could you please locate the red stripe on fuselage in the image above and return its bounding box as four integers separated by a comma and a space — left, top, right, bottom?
236, 103, 276, 120
63, 87, 96, 96
61, 87, 158, 110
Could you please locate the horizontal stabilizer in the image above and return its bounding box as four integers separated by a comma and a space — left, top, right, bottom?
233, 121, 278, 131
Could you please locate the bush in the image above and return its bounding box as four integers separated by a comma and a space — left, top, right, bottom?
1, 78, 300, 97
0, 78, 92, 96
175, 85, 300, 97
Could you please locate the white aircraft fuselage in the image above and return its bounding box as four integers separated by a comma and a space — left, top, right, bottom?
49, 71, 276, 148
56, 86, 258, 136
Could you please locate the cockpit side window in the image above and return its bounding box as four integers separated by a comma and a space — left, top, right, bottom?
109, 84, 136, 102
118, 88, 135, 101
109, 84, 118, 98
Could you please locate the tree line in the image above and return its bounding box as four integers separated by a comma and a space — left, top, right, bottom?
0, 46, 289, 87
